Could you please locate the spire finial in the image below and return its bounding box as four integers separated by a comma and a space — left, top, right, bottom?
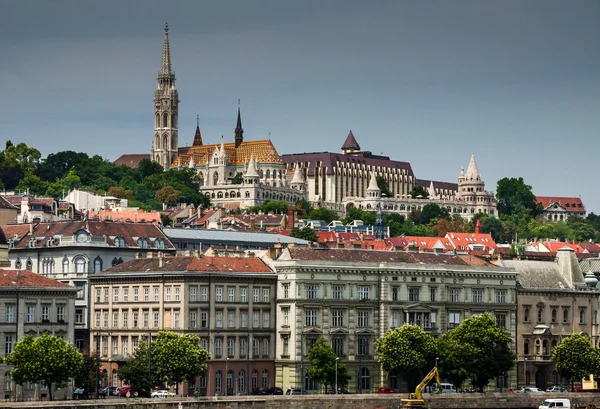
165, 22, 169, 33
234, 101, 244, 148
238, 98, 241, 108
196, 115, 199, 127
160, 22, 172, 75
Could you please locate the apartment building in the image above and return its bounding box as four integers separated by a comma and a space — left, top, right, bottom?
271, 247, 517, 393
89, 253, 277, 396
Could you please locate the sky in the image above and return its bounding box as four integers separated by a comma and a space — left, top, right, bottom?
1, 1, 599, 213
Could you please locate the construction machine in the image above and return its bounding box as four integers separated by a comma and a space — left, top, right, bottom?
400, 366, 441, 407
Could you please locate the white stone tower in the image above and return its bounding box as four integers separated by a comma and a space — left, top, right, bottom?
151, 23, 179, 169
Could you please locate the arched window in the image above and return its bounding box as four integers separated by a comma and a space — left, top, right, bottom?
94, 257, 102, 273
359, 367, 371, 391
155, 114, 160, 128
75, 257, 86, 274
226, 370, 233, 393
262, 370, 269, 388
227, 338, 235, 357
215, 371, 222, 394
62, 257, 68, 274
265, 170, 270, 179
25, 258, 32, 270
162, 112, 168, 128
171, 114, 177, 128
524, 340, 529, 355
252, 370, 258, 390
537, 308, 543, 323
563, 309, 568, 323
238, 371, 245, 393
542, 339, 548, 355
215, 339, 222, 357
551, 309, 557, 323
262, 339, 269, 357
580, 309, 586, 324
213, 172, 219, 185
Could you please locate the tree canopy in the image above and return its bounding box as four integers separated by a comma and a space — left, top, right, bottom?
290, 226, 319, 242
306, 338, 351, 392
437, 313, 514, 391
496, 177, 541, 218
118, 339, 157, 391
376, 325, 437, 391
552, 333, 600, 389
4, 334, 83, 401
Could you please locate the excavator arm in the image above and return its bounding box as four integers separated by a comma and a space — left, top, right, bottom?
400, 366, 442, 407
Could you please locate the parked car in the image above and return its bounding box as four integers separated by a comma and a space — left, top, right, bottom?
254, 386, 283, 395
72, 387, 89, 399
546, 386, 567, 393
377, 387, 399, 394
118, 386, 150, 398
520, 387, 544, 393
100, 386, 119, 396
151, 390, 175, 398
327, 387, 352, 394
286, 388, 311, 395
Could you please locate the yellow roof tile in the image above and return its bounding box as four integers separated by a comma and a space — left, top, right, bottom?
171, 140, 283, 168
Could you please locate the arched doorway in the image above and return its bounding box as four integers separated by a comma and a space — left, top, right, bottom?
535, 369, 546, 390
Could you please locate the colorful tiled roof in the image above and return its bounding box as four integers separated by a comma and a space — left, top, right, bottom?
537, 196, 585, 212
0, 269, 73, 288
541, 241, 584, 253
172, 139, 283, 168
100, 255, 272, 274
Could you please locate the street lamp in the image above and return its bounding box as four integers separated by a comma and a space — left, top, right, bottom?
435, 357, 439, 368
335, 358, 340, 394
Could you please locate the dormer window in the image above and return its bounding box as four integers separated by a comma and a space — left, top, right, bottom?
137, 237, 149, 249
114, 236, 126, 248
154, 238, 165, 249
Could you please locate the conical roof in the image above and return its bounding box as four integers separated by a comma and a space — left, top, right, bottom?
192, 116, 203, 146
341, 130, 360, 151
291, 165, 306, 185
245, 155, 259, 178
160, 22, 172, 75
465, 153, 481, 180
367, 172, 380, 191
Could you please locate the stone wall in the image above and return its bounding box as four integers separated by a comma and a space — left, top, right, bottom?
1, 393, 599, 409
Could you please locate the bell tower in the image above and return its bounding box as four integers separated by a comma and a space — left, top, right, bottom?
151, 23, 179, 169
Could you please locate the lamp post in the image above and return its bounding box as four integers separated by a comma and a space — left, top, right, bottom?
225, 358, 229, 396
335, 358, 339, 394
435, 357, 439, 368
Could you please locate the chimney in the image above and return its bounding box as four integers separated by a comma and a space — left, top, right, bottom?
556, 246, 579, 287
250, 215, 256, 231
286, 206, 296, 230
158, 255, 164, 268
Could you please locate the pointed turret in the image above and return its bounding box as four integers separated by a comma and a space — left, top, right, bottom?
160, 22, 172, 75
244, 154, 260, 184
234, 100, 244, 148
366, 172, 381, 198
341, 130, 361, 154
428, 181, 436, 198
192, 115, 203, 146
290, 165, 306, 191
465, 153, 481, 181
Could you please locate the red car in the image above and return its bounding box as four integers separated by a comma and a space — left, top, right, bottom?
378, 387, 399, 394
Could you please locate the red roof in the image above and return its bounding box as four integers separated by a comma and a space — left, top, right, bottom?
114, 154, 150, 168
338, 232, 361, 242
537, 196, 585, 212
101, 255, 272, 274
388, 237, 409, 248
445, 232, 497, 250
405, 236, 454, 252
0, 196, 18, 210
316, 231, 337, 243
542, 241, 584, 253
0, 269, 73, 288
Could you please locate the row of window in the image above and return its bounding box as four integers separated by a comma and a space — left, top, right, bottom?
213, 370, 270, 394
523, 307, 594, 325
288, 283, 508, 304
95, 286, 271, 304
94, 309, 272, 330
3, 305, 66, 324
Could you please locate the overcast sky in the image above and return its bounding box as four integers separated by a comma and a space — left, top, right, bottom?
1, 1, 599, 213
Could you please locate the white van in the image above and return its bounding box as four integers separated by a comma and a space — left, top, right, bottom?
539, 399, 570, 409
439, 383, 457, 393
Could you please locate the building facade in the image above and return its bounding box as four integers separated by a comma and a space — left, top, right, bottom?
1, 220, 175, 354
0, 269, 76, 401
496, 247, 600, 391
536, 196, 586, 222
270, 247, 517, 393
89, 254, 277, 396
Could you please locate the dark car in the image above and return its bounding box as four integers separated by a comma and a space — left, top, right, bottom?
377, 387, 399, 394
286, 388, 311, 395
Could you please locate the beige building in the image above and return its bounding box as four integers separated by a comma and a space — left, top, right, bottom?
0, 268, 77, 401
496, 247, 600, 391
89, 253, 277, 396
271, 247, 517, 393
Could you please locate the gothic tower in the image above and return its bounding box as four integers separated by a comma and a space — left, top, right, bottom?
151, 23, 179, 169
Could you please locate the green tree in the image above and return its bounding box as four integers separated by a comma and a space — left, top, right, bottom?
438, 313, 514, 391
290, 227, 319, 242
151, 331, 210, 393
294, 199, 313, 217
137, 158, 163, 181
247, 200, 288, 214
73, 356, 96, 392
4, 334, 83, 401
3, 142, 41, 176
45, 170, 82, 199
231, 172, 244, 184
409, 186, 429, 199
15, 174, 49, 196
160, 213, 173, 227
307, 207, 339, 224
496, 177, 541, 218
118, 340, 157, 391
376, 176, 392, 197
306, 338, 351, 393
376, 325, 437, 391
341, 207, 376, 226
107, 186, 134, 201
552, 333, 600, 390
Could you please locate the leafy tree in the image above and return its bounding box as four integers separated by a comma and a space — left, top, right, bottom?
73, 356, 96, 392
151, 331, 210, 393
15, 174, 49, 196
471, 214, 505, 243
35, 151, 88, 182
306, 338, 351, 393
107, 186, 134, 201
3, 142, 41, 176
432, 215, 468, 237
508, 240, 526, 258
496, 177, 541, 218
409, 186, 429, 199
118, 340, 157, 391
438, 313, 514, 391
552, 333, 600, 390
231, 172, 244, 185
160, 213, 173, 227
420, 204, 448, 225
376, 176, 392, 197
45, 170, 82, 199
341, 207, 376, 226
4, 334, 83, 401
156, 186, 182, 205
294, 199, 313, 217
247, 200, 288, 214
290, 227, 319, 242
307, 207, 339, 224
376, 325, 437, 391
137, 158, 163, 181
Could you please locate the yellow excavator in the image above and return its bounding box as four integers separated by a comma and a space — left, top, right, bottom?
400, 366, 442, 407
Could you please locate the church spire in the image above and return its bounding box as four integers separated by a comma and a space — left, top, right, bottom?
234, 99, 244, 148
160, 22, 172, 75
192, 115, 203, 146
